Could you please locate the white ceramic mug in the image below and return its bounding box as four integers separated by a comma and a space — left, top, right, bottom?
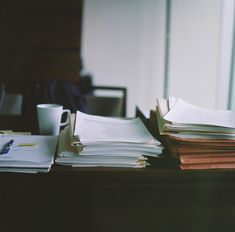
37, 104, 70, 135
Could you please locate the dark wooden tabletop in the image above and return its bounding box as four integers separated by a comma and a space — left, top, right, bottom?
0, 156, 235, 232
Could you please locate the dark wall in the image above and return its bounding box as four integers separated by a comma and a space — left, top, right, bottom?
0, 0, 83, 81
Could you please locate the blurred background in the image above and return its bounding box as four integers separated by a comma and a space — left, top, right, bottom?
82, 0, 235, 116
0, 0, 235, 121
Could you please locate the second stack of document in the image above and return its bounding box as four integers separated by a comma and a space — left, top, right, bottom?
156, 97, 235, 170
56, 111, 163, 168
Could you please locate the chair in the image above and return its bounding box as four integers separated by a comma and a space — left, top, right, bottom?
0, 0, 127, 132
0, 80, 127, 133
0, 80, 36, 132
85, 86, 127, 117
0, 0, 84, 132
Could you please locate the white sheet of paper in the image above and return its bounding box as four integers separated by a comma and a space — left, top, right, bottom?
168, 96, 178, 109
0, 134, 58, 164
74, 111, 156, 143
164, 98, 235, 128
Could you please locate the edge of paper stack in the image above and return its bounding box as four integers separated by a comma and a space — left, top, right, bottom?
155, 96, 235, 170
56, 111, 163, 168
0, 133, 58, 173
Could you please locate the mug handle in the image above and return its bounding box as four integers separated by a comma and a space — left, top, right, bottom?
60, 109, 71, 127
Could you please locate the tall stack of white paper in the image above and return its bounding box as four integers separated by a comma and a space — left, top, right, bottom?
56, 111, 163, 168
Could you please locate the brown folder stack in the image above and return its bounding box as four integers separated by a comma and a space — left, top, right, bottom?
155, 97, 235, 170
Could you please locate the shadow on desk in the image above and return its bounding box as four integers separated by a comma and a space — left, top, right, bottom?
1, 159, 235, 232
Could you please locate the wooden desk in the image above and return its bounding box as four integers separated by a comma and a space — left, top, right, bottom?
1, 158, 235, 232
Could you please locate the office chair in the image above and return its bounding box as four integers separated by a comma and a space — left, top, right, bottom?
0, 80, 127, 133
85, 86, 127, 117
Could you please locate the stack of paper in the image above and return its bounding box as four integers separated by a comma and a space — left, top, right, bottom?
0, 134, 58, 173
56, 111, 163, 168
156, 97, 235, 170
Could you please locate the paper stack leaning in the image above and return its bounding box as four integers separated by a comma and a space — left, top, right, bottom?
56, 111, 163, 168
155, 97, 235, 170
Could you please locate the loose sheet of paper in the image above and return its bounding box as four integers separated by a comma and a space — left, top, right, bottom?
164, 98, 235, 128
74, 111, 156, 143
0, 134, 58, 164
